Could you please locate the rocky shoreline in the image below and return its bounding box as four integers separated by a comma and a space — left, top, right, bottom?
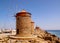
0, 27, 60, 43
34, 27, 60, 43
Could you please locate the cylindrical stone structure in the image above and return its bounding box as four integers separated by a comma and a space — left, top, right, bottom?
16, 10, 32, 37
31, 22, 34, 34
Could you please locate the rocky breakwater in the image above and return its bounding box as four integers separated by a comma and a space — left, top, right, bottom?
34, 26, 60, 43
0, 27, 60, 43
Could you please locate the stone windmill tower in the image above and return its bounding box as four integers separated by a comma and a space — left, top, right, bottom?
16, 10, 34, 37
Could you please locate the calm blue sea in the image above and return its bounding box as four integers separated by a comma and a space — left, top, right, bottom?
46, 30, 60, 38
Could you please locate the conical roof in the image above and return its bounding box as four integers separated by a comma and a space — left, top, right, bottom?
16, 9, 31, 17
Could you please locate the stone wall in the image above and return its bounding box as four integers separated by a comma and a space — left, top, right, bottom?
16, 15, 32, 37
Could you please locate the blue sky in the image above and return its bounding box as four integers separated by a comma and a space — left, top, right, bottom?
0, 0, 60, 30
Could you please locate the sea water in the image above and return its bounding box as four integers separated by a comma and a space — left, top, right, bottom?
46, 30, 60, 38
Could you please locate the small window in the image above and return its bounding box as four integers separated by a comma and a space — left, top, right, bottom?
17, 17, 19, 20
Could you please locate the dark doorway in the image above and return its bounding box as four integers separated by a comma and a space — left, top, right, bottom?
17, 29, 19, 34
